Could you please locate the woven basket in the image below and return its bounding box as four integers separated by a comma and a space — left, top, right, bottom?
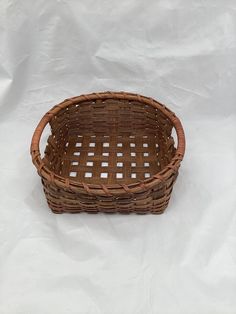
31, 91, 185, 214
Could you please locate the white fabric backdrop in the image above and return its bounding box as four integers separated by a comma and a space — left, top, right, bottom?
0, 0, 236, 313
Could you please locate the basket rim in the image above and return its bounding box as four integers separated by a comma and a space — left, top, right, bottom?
31, 91, 185, 195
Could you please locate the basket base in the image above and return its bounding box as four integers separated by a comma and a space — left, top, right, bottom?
49, 206, 166, 215
53, 133, 164, 186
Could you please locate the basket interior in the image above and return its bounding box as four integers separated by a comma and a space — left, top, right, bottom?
43, 98, 176, 185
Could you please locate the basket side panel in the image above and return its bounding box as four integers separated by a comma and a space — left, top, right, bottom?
151, 172, 179, 213
42, 172, 178, 214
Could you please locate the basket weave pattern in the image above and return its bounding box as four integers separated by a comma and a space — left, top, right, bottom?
31, 92, 185, 214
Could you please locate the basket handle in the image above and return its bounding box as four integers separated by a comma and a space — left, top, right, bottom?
30, 113, 51, 172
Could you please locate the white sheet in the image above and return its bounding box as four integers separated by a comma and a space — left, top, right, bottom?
0, 1, 236, 313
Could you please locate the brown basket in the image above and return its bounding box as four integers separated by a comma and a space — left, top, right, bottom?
31, 91, 185, 214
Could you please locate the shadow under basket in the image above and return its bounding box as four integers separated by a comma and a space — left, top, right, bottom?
31, 91, 185, 214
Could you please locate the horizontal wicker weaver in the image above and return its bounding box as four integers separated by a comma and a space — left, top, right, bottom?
31, 91, 185, 214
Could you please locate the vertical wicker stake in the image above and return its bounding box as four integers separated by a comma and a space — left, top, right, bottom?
31, 92, 185, 214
